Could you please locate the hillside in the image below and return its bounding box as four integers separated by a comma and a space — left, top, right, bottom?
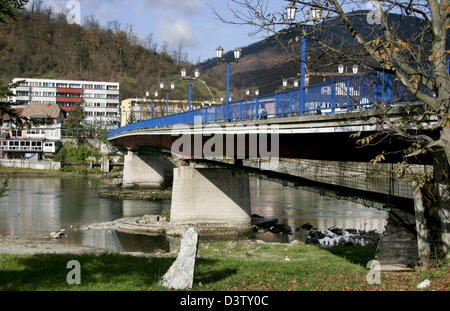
199, 11, 437, 96
0, 9, 222, 101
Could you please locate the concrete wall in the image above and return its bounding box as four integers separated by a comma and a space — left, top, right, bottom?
170, 167, 251, 226
0, 159, 61, 170
122, 151, 174, 188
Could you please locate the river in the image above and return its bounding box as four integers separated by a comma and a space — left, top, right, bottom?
0, 175, 388, 252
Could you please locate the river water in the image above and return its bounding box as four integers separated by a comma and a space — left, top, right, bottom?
0, 176, 388, 252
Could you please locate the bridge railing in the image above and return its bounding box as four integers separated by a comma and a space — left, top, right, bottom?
108, 69, 434, 137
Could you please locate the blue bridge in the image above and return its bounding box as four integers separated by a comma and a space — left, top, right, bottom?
108, 70, 432, 138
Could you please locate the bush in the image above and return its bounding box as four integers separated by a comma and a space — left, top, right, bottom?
51, 142, 101, 163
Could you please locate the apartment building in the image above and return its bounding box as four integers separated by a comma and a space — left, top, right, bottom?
9, 78, 120, 129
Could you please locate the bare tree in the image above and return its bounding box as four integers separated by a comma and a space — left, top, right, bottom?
212, 0, 449, 268
142, 32, 154, 50
107, 20, 122, 33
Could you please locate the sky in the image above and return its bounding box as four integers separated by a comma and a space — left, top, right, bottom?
26, 0, 289, 64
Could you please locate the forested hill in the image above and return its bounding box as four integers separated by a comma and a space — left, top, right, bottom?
199, 11, 440, 96
0, 9, 201, 99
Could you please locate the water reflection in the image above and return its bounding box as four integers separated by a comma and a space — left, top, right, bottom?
0, 175, 388, 252
0, 176, 170, 239
250, 178, 388, 242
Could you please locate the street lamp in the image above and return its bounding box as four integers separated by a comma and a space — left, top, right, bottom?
146, 91, 154, 120
180, 68, 201, 113
352, 64, 359, 74
311, 7, 322, 21
234, 47, 242, 60
286, 2, 297, 21
338, 64, 344, 74
254, 89, 260, 96
216, 46, 224, 58
215, 45, 242, 122
282, 77, 300, 89
285, 0, 306, 115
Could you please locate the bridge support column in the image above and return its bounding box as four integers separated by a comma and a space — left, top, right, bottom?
122, 151, 173, 188
101, 157, 110, 174
170, 167, 252, 234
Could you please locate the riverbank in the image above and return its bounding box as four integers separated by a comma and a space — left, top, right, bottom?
0, 236, 448, 291
0, 166, 103, 177
98, 189, 171, 201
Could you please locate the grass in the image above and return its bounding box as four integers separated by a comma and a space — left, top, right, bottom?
0, 241, 448, 291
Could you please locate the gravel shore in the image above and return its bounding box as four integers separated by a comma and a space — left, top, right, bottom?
0, 235, 108, 255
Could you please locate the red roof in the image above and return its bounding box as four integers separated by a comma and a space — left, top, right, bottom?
60, 106, 76, 112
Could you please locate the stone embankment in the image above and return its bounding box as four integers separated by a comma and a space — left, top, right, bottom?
98, 189, 171, 201
81, 214, 253, 237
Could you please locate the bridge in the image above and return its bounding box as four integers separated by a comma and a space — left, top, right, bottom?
107, 71, 441, 267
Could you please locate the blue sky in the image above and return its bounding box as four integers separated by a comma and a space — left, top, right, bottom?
28, 0, 289, 64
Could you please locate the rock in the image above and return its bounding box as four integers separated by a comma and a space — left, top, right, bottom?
251, 214, 278, 228
301, 223, 313, 230
50, 229, 66, 239
269, 224, 292, 234
346, 228, 359, 234
328, 227, 343, 235
159, 227, 199, 290
308, 229, 326, 240
417, 279, 431, 289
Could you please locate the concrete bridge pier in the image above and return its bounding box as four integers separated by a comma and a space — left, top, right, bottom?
170, 166, 252, 235
122, 150, 174, 188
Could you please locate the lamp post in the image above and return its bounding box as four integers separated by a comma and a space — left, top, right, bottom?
215, 45, 242, 122
285, 1, 306, 115
180, 68, 200, 113
158, 80, 175, 117
145, 91, 151, 120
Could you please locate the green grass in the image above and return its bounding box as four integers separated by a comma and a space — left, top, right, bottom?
0, 241, 448, 291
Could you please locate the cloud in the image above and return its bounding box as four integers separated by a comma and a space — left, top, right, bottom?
26, 0, 66, 13
132, 0, 204, 17
158, 18, 195, 48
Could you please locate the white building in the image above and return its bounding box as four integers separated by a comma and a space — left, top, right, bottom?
9, 78, 120, 129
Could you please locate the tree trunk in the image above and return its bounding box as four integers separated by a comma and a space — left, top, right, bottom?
413, 185, 431, 270
433, 148, 450, 257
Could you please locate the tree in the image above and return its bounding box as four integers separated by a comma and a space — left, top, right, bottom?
0, 1, 28, 125
0, 0, 27, 23
64, 100, 85, 141
212, 0, 449, 268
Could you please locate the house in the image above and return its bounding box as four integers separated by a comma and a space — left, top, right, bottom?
0, 103, 64, 159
